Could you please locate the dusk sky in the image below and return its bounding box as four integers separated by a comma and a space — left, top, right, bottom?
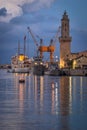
0, 0, 87, 64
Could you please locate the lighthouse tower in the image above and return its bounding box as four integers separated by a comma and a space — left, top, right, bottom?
59, 11, 72, 68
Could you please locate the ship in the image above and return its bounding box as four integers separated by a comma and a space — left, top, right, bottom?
11, 54, 31, 73
11, 36, 32, 73
32, 56, 46, 75
45, 62, 66, 76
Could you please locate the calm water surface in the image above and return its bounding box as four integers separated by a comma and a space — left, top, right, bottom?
0, 69, 87, 130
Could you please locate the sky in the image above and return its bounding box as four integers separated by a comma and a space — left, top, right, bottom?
0, 0, 87, 64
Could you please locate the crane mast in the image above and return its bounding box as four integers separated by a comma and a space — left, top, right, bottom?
52, 26, 61, 46
49, 26, 61, 62
24, 35, 26, 60
27, 27, 39, 47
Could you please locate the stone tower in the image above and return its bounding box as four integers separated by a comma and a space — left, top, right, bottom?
59, 11, 72, 68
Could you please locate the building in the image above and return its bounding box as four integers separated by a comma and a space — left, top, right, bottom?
59, 11, 87, 69
72, 55, 87, 69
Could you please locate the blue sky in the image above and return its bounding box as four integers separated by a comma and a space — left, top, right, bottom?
0, 0, 87, 64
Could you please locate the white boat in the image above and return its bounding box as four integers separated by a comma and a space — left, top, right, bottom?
11, 54, 32, 73
11, 36, 32, 73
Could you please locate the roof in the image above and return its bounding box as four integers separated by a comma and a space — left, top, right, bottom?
72, 55, 87, 61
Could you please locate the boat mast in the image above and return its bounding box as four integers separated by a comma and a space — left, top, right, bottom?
18, 40, 20, 56
24, 35, 26, 59
17, 40, 20, 64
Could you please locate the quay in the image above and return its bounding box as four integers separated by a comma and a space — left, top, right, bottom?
1, 64, 87, 76
0, 64, 11, 69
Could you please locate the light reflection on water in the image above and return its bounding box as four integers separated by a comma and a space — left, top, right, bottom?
0, 70, 87, 130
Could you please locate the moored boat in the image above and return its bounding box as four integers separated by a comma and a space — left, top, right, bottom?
32, 56, 46, 75
11, 54, 32, 73
69, 69, 87, 76
45, 62, 66, 76
11, 36, 32, 73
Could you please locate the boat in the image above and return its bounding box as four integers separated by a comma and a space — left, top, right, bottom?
19, 78, 25, 83
11, 36, 32, 73
19, 73, 25, 83
11, 54, 32, 73
69, 69, 87, 76
32, 56, 46, 75
45, 62, 66, 76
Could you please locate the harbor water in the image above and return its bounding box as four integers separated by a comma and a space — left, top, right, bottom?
0, 69, 87, 130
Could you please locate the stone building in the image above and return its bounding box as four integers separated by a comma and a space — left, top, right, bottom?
59, 11, 87, 69
72, 55, 87, 69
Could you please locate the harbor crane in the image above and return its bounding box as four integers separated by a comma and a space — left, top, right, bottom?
27, 26, 61, 62
38, 26, 61, 62
27, 27, 40, 56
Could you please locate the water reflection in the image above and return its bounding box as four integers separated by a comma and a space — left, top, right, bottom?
59, 77, 71, 130
51, 81, 59, 115
1, 70, 87, 130
12, 74, 86, 129
14, 73, 25, 114
32, 76, 59, 115
32, 76, 72, 116
33, 76, 44, 114
18, 81, 25, 113
60, 77, 73, 116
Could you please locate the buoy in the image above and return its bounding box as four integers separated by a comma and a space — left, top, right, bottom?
19, 79, 25, 83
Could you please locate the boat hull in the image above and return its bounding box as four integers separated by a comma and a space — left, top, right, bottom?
33, 65, 45, 75
45, 69, 61, 76
12, 67, 30, 73
70, 69, 87, 76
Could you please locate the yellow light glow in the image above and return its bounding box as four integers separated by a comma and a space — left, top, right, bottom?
60, 61, 64, 68
35, 62, 37, 65
40, 62, 43, 65
19, 55, 25, 61
73, 60, 76, 69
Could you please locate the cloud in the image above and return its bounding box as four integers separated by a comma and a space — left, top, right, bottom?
0, 0, 55, 22
0, 1, 23, 22
0, 8, 7, 16
22, 0, 55, 13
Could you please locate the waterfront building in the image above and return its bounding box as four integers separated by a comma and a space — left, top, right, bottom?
72, 55, 87, 69
59, 11, 87, 69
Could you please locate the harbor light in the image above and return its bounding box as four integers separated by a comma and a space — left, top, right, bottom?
35, 62, 37, 65
40, 62, 43, 65
73, 60, 76, 69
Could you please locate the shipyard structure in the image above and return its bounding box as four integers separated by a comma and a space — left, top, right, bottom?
59, 11, 87, 69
